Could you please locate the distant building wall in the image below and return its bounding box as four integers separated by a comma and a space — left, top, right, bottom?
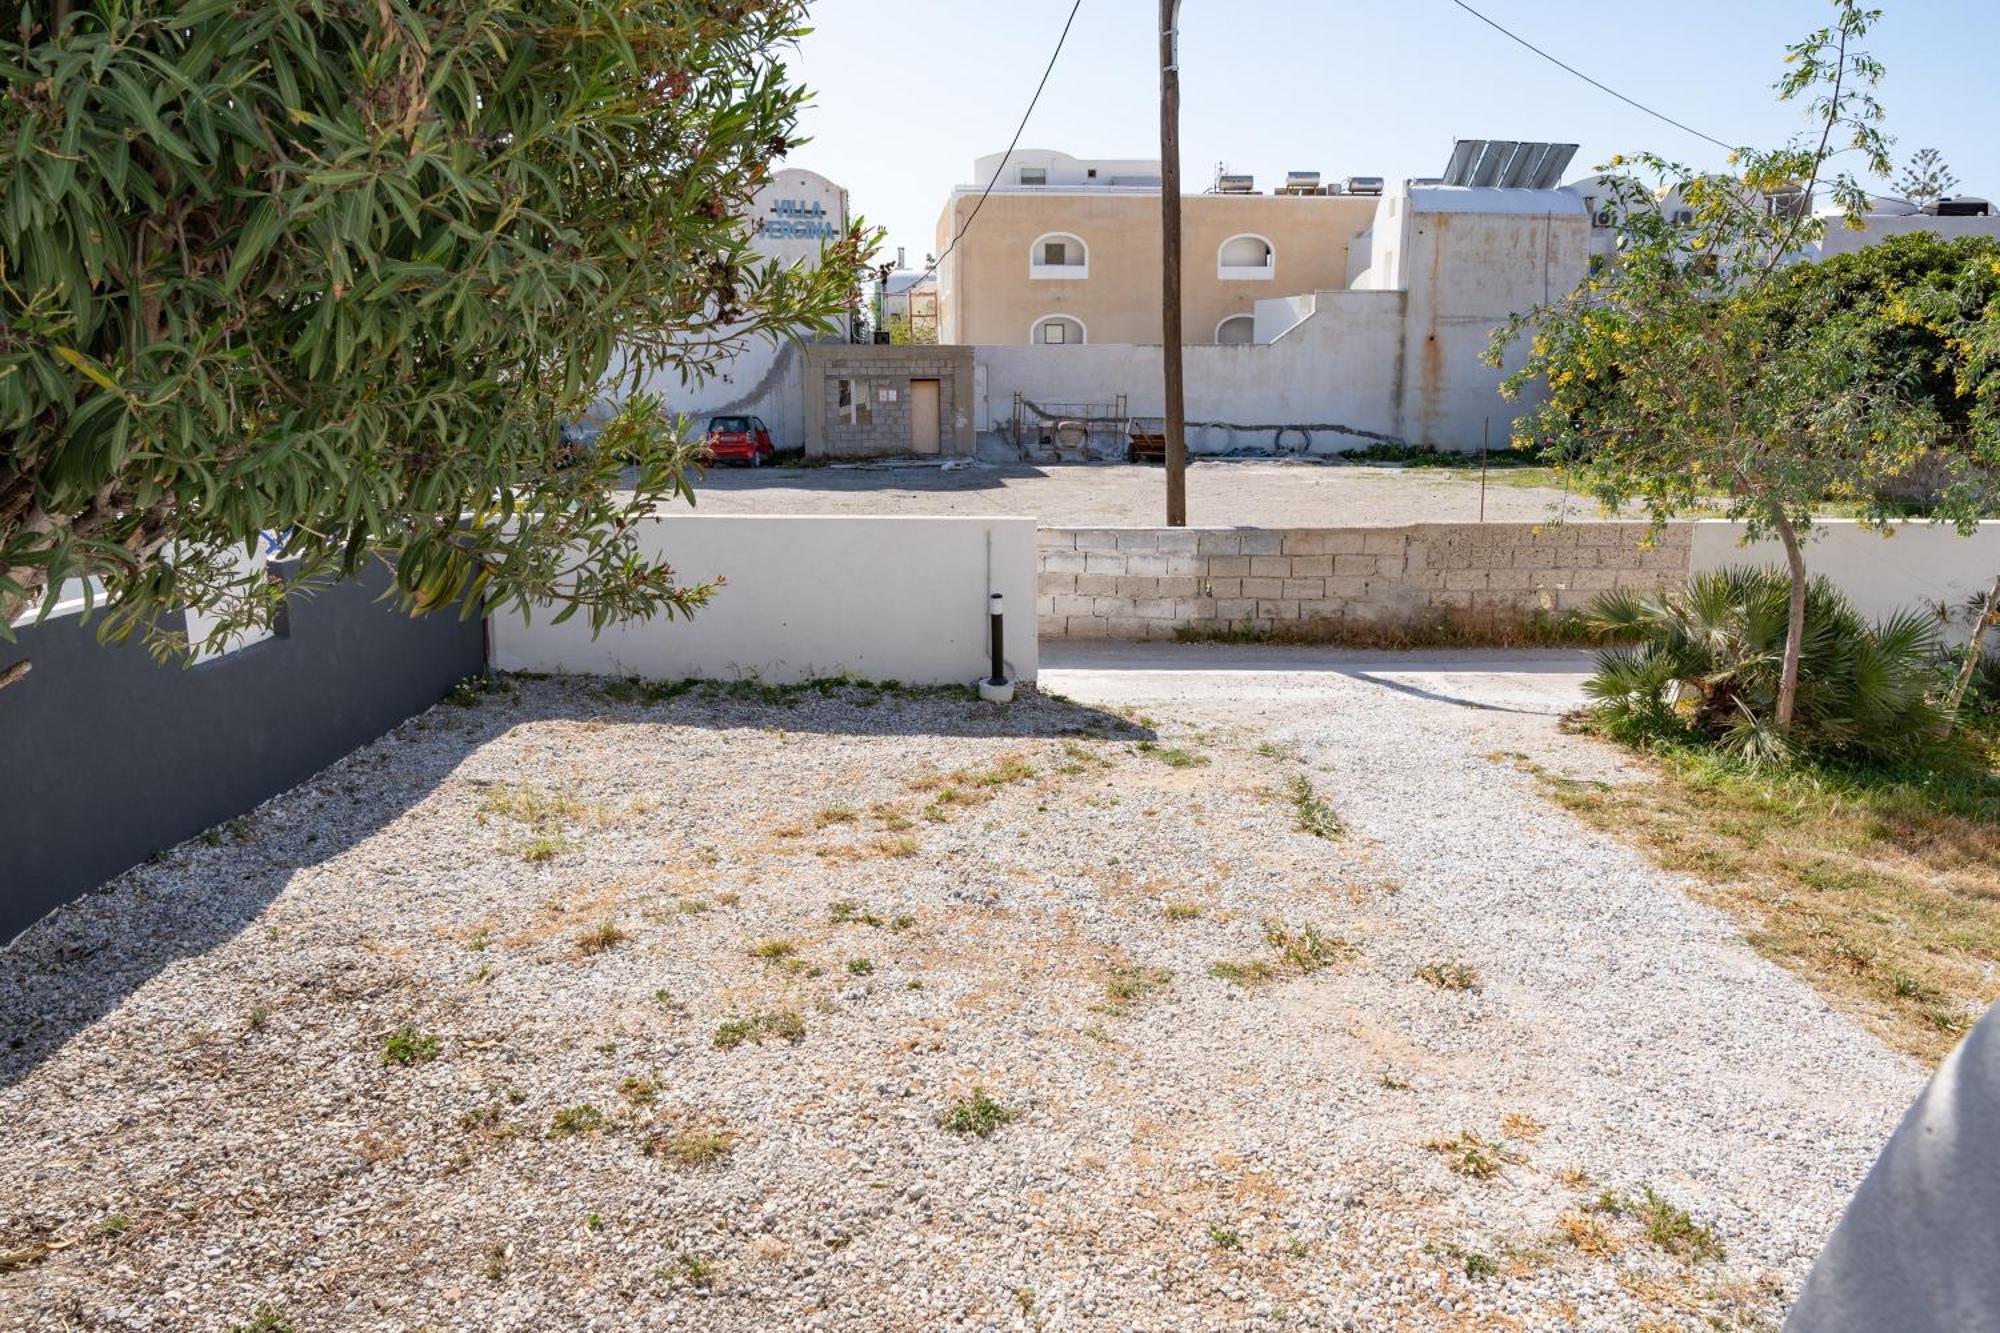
936, 191, 1378, 346
0, 567, 486, 943
966, 181, 1585, 455
1818, 211, 2000, 258
802, 344, 976, 458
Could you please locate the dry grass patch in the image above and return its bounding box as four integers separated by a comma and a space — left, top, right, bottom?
1100, 963, 1173, 1015
1521, 744, 2000, 1062
575, 920, 628, 956
646, 1121, 737, 1169
1423, 1130, 1528, 1181
1416, 961, 1482, 992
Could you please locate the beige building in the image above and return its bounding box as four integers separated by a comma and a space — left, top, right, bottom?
935, 150, 1377, 346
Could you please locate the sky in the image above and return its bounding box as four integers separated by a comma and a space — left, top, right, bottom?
786, 0, 2000, 265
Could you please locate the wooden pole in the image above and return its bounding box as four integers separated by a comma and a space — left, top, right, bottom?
1159, 0, 1186, 526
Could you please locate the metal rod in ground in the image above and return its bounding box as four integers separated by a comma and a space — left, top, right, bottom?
988, 594, 1007, 686
1481, 417, 1489, 523
1159, 0, 1187, 526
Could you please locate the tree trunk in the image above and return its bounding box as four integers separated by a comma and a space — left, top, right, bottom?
1772, 507, 1808, 731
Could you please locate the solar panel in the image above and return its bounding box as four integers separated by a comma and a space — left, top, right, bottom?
1441, 140, 1580, 190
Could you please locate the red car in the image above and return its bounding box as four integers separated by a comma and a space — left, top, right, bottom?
703, 414, 775, 467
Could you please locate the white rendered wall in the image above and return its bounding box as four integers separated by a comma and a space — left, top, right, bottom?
1689, 520, 2000, 637
492, 516, 1039, 685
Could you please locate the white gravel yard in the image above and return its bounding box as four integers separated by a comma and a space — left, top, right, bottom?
0, 651, 1923, 1332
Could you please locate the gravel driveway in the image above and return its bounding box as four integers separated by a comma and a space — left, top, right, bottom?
0, 654, 1920, 1331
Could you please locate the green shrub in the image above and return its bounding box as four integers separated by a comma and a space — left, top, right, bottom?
1585, 567, 1954, 765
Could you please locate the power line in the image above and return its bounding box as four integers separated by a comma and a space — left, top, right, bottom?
909, 0, 1082, 291
1443, 0, 1738, 154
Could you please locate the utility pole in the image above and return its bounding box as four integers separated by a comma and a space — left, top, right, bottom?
1159, 0, 1186, 526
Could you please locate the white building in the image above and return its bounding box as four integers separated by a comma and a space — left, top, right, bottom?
601, 166, 852, 448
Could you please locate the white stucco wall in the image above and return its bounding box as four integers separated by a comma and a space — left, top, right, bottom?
1689, 520, 2000, 637
491, 516, 1038, 685
1818, 212, 2000, 259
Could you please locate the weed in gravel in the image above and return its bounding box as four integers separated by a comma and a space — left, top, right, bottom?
576, 921, 628, 955
382, 1026, 441, 1066
872, 802, 916, 831
749, 937, 799, 962
814, 805, 859, 828
829, 899, 883, 926
468, 928, 490, 951
652, 988, 683, 1014
1462, 1251, 1499, 1280
1101, 964, 1173, 1014
1162, 900, 1205, 920
1288, 773, 1345, 839
1378, 1070, 1412, 1091
457, 1104, 520, 1139
937, 1089, 1019, 1138
1262, 920, 1359, 974
247, 1005, 270, 1032
1424, 1130, 1527, 1180
712, 1009, 806, 1049
846, 958, 875, 976
1416, 961, 1483, 992
1500, 1113, 1545, 1141
648, 1124, 738, 1168
1284, 1235, 1312, 1258
94, 1214, 132, 1238
230, 1308, 295, 1333
660, 1249, 717, 1289
620, 1075, 659, 1104
1137, 740, 1208, 769
716, 891, 740, 907
1207, 1223, 1244, 1251
873, 835, 920, 858
1630, 1187, 1724, 1263
1255, 739, 1298, 760
481, 783, 587, 826
547, 1104, 606, 1138
482, 1244, 509, 1281
1209, 958, 1279, 987
674, 898, 710, 915
518, 832, 573, 863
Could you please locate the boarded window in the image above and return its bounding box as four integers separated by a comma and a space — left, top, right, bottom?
1042, 240, 1067, 266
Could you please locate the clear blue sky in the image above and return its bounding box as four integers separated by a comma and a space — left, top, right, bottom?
788, 0, 2000, 263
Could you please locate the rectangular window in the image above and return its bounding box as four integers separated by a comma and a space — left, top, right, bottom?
837, 378, 872, 427
1043, 322, 1067, 345
1042, 241, 1067, 266
1019, 166, 1047, 186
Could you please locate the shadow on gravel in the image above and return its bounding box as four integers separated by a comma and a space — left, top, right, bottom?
0, 698, 530, 1095
0, 676, 1147, 1092
518, 672, 1157, 742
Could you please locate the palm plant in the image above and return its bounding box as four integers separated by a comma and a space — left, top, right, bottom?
1584, 567, 1949, 764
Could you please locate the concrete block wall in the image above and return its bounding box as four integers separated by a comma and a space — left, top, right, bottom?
1036, 523, 1690, 639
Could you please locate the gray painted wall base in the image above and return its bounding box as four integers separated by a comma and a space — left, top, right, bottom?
0, 569, 485, 942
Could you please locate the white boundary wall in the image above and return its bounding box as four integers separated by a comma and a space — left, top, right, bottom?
492, 516, 1038, 685
1690, 520, 2000, 633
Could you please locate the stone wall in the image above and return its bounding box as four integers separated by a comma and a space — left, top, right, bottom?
1035, 523, 1692, 639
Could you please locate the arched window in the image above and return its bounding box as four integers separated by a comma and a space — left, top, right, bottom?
1217, 234, 1275, 280
1215, 314, 1255, 345
1029, 233, 1089, 279
1031, 315, 1086, 346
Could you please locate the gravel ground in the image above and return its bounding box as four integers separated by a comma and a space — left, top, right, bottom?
0, 661, 1921, 1331
685, 459, 1588, 526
